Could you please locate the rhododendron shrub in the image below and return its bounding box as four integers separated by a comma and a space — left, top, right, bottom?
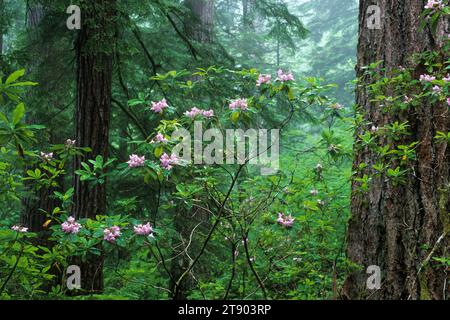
0, 67, 350, 299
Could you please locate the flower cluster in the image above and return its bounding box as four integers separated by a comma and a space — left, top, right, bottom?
432, 85, 442, 94
150, 98, 169, 113
424, 0, 445, 10
420, 74, 436, 82
276, 69, 295, 82
11, 225, 28, 233
277, 213, 295, 228
151, 133, 168, 144
256, 74, 271, 87
40, 152, 53, 161
133, 222, 154, 237
104, 226, 121, 242
160, 153, 178, 170
184, 107, 214, 119
61, 216, 82, 234
229, 98, 248, 111
127, 154, 145, 168
65, 139, 76, 147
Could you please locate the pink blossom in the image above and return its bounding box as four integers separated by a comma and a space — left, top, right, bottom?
420, 74, 436, 82
40, 152, 53, 161
432, 85, 442, 94
424, 0, 444, 10
152, 133, 168, 144
127, 154, 145, 168
104, 226, 121, 242
160, 153, 178, 170
276, 69, 295, 82
447, 98, 450, 106
277, 213, 295, 228
256, 74, 271, 87
61, 216, 82, 234
11, 225, 28, 233
150, 98, 169, 113
443, 74, 450, 82
133, 222, 154, 237
229, 98, 248, 111
184, 107, 203, 118
202, 109, 214, 118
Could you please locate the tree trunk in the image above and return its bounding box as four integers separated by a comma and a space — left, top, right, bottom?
343, 0, 449, 300
72, 0, 116, 294
185, 0, 214, 43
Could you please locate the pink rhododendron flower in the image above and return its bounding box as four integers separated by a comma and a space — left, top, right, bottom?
11, 225, 28, 233
150, 98, 168, 113
424, 0, 444, 10
432, 85, 442, 94
160, 153, 178, 170
447, 98, 450, 106
134, 222, 154, 237
104, 226, 121, 242
152, 133, 168, 144
202, 109, 214, 118
443, 74, 450, 82
277, 213, 295, 228
40, 152, 53, 161
420, 74, 436, 82
184, 107, 203, 118
229, 98, 248, 110
256, 74, 271, 87
276, 69, 295, 82
61, 216, 82, 234
127, 154, 145, 168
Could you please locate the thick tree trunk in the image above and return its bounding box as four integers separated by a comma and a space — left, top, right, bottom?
185, 0, 214, 43
343, 0, 449, 300
72, 0, 116, 294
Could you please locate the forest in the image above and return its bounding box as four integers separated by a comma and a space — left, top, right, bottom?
0, 0, 448, 301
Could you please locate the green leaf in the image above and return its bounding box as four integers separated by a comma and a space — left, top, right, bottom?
5, 69, 25, 85
12, 103, 25, 125
154, 146, 163, 158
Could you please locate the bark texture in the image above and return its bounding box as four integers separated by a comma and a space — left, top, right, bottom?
72, 0, 116, 293
185, 0, 215, 43
343, 0, 449, 300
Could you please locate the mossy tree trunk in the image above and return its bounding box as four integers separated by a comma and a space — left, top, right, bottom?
343, 0, 449, 300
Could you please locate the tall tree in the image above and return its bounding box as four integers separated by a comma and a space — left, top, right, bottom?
343, 0, 449, 299
72, 0, 116, 293
185, 0, 215, 43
